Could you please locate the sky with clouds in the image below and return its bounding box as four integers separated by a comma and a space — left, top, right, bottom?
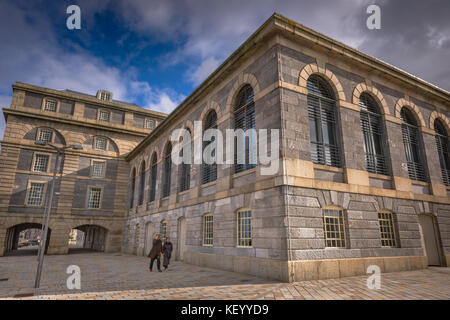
0, 0, 449, 138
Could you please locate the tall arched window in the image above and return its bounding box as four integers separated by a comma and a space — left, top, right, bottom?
202, 110, 217, 184
307, 75, 341, 167
359, 93, 389, 175
149, 153, 157, 202
400, 107, 427, 182
180, 128, 191, 192
129, 167, 136, 208
234, 84, 256, 173
138, 161, 146, 206
162, 143, 172, 198
434, 119, 450, 186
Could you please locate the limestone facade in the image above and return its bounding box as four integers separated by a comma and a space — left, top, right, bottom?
123, 14, 450, 281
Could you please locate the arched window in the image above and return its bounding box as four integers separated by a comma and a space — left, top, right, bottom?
377, 210, 398, 247
180, 128, 191, 192
234, 85, 256, 173
160, 220, 167, 240
359, 93, 389, 175
237, 208, 252, 247
434, 119, 450, 186
400, 108, 427, 182
138, 161, 146, 206
202, 110, 217, 184
162, 143, 172, 198
202, 213, 213, 246
307, 75, 341, 167
149, 153, 157, 202
322, 207, 346, 248
129, 167, 136, 208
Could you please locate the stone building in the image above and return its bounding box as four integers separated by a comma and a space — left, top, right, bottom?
1, 14, 449, 282
123, 14, 450, 282
0, 82, 165, 255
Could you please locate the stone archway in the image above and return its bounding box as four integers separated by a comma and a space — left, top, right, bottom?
4, 223, 51, 256
68, 225, 108, 253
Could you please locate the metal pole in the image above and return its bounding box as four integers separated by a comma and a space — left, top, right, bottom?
34, 150, 60, 289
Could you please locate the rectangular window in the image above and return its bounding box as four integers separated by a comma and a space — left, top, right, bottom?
44, 99, 57, 112
145, 118, 155, 129
323, 208, 346, 248
98, 110, 111, 122
87, 187, 102, 208
160, 221, 167, 240
38, 129, 53, 143
237, 210, 252, 247
94, 137, 108, 150
378, 211, 397, 247
91, 161, 106, 178
202, 214, 213, 246
27, 182, 45, 206
32, 154, 50, 172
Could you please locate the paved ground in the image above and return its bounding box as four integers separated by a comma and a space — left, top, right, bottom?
0, 253, 449, 300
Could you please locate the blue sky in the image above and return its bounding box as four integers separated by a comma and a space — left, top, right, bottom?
0, 0, 449, 138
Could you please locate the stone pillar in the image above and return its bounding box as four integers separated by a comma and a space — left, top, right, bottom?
422, 131, 447, 197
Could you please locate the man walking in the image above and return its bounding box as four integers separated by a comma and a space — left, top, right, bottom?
148, 234, 163, 272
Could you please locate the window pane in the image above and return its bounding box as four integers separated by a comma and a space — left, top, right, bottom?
33, 154, 49, 172
92, 161, 105, 177
44, 100, 57, 112
27, 183, 45, 206
88, 187, 102, 208
95, 137, 107, 150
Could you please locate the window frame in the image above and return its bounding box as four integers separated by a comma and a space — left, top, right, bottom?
25, 180, 47, 207
307, 75, 342, 168
359, 93, 389, 175
377, 210, 398, 248
434, 119, 450, 186
400, 107, 427, 182
202, 213, 214, 246
42, 97, 59, 112
86, 186, 103, 209
236, 208, 252, 248
144, 118, 155, 130
234, 85, 256, 174
93, 136, 109, 151
32, 152, 51, 173
322, 206, 347, 248
97, 108, 111, 122
149, 154, 157, 202
160, 220, 167, 240
162, 143, 172, 198
90, 159, 107, 178
36, 128, 54, 144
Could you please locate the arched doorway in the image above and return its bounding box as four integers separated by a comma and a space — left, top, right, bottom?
177, 217, 187, 261
4, 223, 51, 256
418, 214, 443, 266
68, 225, 108, 254
144, 222, 153, 256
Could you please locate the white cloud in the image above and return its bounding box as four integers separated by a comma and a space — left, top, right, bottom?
189, 57, 221, 85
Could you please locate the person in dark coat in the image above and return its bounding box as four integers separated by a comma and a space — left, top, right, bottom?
162, 237, 173, 270
148, 234, 163, 272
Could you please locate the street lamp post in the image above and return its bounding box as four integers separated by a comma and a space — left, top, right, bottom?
34, 141, 82, 290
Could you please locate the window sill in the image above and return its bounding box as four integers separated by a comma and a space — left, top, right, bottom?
368, 172, 391, 180
313, 164, 343, 173
232, 167, 257, 179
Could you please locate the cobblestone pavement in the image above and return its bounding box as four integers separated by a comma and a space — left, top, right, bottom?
1, 253, 449, 300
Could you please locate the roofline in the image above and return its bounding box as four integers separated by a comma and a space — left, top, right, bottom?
129, 13, 448, 160
12, 82, 168, 119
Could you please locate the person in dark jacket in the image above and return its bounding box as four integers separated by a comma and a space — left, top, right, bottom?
148, 234, 163, 272
162, 237, 173, 270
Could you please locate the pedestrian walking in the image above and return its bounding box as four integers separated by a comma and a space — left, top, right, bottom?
148, 234, 163, 272
162, 237, 173, 270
